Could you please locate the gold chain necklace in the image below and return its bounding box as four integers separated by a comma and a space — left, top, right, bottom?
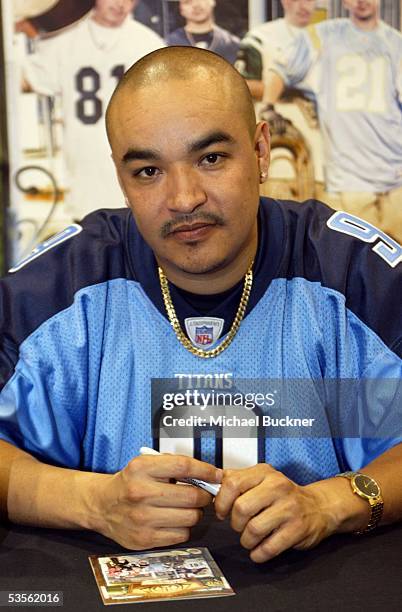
158, 262, 254, 359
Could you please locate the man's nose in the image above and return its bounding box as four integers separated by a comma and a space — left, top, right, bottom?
166, 166, 207, 213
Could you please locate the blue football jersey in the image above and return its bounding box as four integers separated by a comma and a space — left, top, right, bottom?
0, 199, 401, 484
271, 19, 402, 192
166, 26, 240, 64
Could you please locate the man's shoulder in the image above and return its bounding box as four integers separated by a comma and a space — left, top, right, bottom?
6, 208, 131, 278
265, 197, 402, 354
123, 17, 164, 43
378, 19, 402, 39
1, 209, 133, 340
248, 18, 284, 38
271, 197, 401, 275
42, 16, 89, 44
166, 27, 187, 45
377, 20, 402, 54
213, 25, 240, 45
34, 18, 86, 55
306, 18, 348, 44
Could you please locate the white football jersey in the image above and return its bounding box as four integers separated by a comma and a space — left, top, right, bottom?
24, 15, 164, 218
238, 18, 314, 94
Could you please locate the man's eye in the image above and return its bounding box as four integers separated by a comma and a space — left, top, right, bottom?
135, 167, 159, 178
201, 153, 222, 166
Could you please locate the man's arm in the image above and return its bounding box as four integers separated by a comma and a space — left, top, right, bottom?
245, 80, 264, 101
258, 71, 288, 133
1, 440, 222, 550
214, 443, 402, 563
21, 35, 61, 96
262, 70, 285, 105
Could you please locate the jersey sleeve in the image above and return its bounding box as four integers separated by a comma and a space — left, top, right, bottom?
0, 283, 89, 469
0, 333, 87, 468
274, 199, 402, 473
337, 347, 402, 471
235, 29, 264, 80
270, 25, 321, 87
23, 36, 62, 96
0, 211, 130, 470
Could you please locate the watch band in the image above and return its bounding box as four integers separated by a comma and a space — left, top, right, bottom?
336, 471, 384, 534
363, 500, 384, 534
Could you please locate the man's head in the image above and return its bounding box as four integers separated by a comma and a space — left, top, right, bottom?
106, 47, 269, 290
343, 0, 379, 24
281, 0, 316, 28
179, 0, 216, 26
93, 0, 137, 28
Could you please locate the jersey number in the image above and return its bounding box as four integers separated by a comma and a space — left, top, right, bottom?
327, 211, 402, 268
75, 65, 125, 124
336, 55, 387, 113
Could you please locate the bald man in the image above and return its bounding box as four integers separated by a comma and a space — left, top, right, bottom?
1, 48, 402, 562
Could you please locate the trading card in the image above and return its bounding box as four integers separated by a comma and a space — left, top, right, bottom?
89, 547, 234, 605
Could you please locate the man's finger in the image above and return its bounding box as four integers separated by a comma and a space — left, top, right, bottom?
131, 454, 222, 483
149, 507, 204, 528
249, 523, 303, 563
230, 482, 278, 533
239, 506, 284, 550
126, 480, 213, 508
215, 464, 275, 519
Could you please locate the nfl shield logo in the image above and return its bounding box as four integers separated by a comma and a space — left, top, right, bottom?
195, 325, 214, 346
185, 317, 224, 349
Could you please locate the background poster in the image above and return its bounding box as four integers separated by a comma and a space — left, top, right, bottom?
1, 1, 401, 269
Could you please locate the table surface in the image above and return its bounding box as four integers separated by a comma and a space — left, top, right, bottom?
1, 509, 402, 611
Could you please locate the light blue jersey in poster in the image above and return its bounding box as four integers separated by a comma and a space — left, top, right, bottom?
272, 19, 402, 193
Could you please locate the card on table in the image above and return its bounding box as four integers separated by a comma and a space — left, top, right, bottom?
89, 547, 234, 605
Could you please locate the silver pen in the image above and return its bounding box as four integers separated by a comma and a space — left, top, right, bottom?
139, 447, 221, 496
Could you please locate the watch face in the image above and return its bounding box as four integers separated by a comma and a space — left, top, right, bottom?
353, 474, 380, 497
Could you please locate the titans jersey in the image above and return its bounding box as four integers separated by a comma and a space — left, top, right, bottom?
0, 199, 401, 484
271, 19, 402, 193
166, 26, 240, 64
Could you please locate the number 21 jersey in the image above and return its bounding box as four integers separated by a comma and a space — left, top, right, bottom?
272, 19, 402, 193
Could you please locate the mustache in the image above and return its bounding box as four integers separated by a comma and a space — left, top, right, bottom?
160, 212, 225, 238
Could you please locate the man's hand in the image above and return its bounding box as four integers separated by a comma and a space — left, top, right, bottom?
92, 454, 222, 550
214, 464, 369, 563
259, 104, 289, 135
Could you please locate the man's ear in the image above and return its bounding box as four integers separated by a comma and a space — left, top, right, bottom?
255, 121, 270, 183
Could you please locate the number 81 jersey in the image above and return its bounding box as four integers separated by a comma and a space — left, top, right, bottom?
272, 18, 402, 194
23, 15, 164, 217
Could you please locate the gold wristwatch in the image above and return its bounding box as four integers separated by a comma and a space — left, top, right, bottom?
336, 471, 383, 534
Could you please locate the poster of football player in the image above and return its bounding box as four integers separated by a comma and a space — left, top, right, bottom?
248, 1, 402, 243
2, 0, 402, 269
164, 0, 248, 64
236, 0, 327, 202
3, 0, 165, 264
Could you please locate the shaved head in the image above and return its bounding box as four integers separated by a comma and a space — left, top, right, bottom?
106, 46, 256, 145
105, 45, 270, 292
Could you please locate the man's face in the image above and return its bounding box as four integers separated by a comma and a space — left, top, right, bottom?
179, 0, 216, 24
110, 78, 268, 278
281, 0, 316, 27
343, 0, 379, 21
94, 0, 136, 27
